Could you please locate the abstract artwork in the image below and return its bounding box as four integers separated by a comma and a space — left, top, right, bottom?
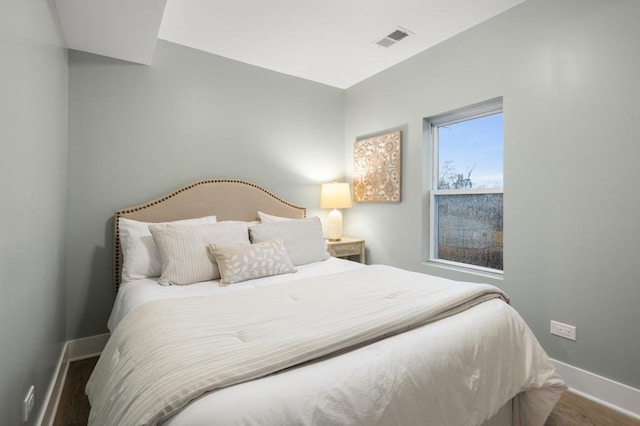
353, 130, 401, 203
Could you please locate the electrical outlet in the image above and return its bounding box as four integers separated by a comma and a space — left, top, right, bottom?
23, 385, 34, 422
550, 320, 576, 341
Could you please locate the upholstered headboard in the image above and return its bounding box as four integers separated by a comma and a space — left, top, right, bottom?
113, 179, 306, 291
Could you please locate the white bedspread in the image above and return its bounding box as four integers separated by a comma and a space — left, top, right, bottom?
107, 257, 364, 332
93, 262, 566, 426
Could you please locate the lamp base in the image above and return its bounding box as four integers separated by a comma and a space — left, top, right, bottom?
326, 209, 343, 241
327, 237, 342, 242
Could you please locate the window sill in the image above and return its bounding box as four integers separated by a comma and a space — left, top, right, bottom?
423, 259, 504, 282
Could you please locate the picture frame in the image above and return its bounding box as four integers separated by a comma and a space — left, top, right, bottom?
353, 130, 402, 203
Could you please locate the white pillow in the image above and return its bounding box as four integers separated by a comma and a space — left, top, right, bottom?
221, 219, 261, 227
249, 217, 329, 266
118, 215, 217, 282
258, 211, 292, 223
149, 222, 250, 286
209, 238, 296, 285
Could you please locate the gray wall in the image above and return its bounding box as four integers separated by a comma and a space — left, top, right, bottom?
66, 41, 345, 338
344, 0, 640, 389
0, 1, 68, 424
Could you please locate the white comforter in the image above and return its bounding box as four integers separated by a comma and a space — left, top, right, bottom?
107, 257, 365, 332
94, 260, 566, 426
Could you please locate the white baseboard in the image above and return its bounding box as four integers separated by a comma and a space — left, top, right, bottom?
37, 333, 110, 426
67, 333, 110, 361
36, 343, 69, 426
551, 358, 640, 420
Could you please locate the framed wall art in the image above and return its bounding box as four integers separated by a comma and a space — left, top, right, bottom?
353, 130, 402, 203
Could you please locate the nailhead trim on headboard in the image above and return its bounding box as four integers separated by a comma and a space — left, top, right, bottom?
113, 179, 306, 292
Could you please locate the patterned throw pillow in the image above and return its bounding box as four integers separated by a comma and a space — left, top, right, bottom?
209, 238, 297, 285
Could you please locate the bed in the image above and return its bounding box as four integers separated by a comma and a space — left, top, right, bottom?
87, 179, 566, 426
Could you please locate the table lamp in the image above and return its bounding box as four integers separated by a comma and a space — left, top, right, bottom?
320, 182, 352, 241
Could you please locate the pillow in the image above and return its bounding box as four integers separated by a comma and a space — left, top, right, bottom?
118, 215, 217, 282
249, 217, 329, 266
258, 211, 292, 223
221, 219, 261, 227
149, 222, 250, 285
209, 238, 296, 285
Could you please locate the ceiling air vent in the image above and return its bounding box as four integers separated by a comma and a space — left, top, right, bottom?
375, 27, 413, 48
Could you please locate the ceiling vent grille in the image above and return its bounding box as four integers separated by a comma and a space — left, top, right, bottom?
387, 29, 409, 41
375, 27, 413, 48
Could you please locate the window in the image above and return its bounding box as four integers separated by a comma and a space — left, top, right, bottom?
427, 99, 503, 272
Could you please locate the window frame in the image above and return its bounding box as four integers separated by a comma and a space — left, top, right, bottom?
427, 98, 504, 274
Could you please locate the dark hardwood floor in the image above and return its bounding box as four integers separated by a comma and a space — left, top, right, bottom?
546, 391, 640, 426
53, 357, 97, 426
55, 357, 639, 425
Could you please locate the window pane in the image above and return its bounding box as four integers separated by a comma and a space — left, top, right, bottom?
435, 193, 503, 270
437, 113, 503, 190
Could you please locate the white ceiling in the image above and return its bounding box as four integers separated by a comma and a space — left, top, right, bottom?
55, 0, 167, 65
55, 0, 526, 89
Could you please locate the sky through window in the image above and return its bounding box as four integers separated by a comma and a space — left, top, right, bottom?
437, 112, 503, 189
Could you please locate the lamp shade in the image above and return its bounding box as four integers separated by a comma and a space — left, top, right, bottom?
320, 182, 352, 209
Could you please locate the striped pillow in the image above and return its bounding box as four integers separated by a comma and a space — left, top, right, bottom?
149, 222, 250, 285
249, 217, 329, 266
119, 215, 217, 282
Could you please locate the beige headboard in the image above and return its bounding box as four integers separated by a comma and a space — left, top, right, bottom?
114, 179, 306, 291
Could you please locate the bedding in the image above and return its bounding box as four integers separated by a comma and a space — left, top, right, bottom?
91, 261, 565, 426
161, 299, 562, 426
107, 257, 363, 332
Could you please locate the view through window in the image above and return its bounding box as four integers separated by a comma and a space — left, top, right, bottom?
428, 100, 503, 272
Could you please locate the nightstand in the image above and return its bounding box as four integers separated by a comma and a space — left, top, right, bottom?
326, 237, 365, 264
